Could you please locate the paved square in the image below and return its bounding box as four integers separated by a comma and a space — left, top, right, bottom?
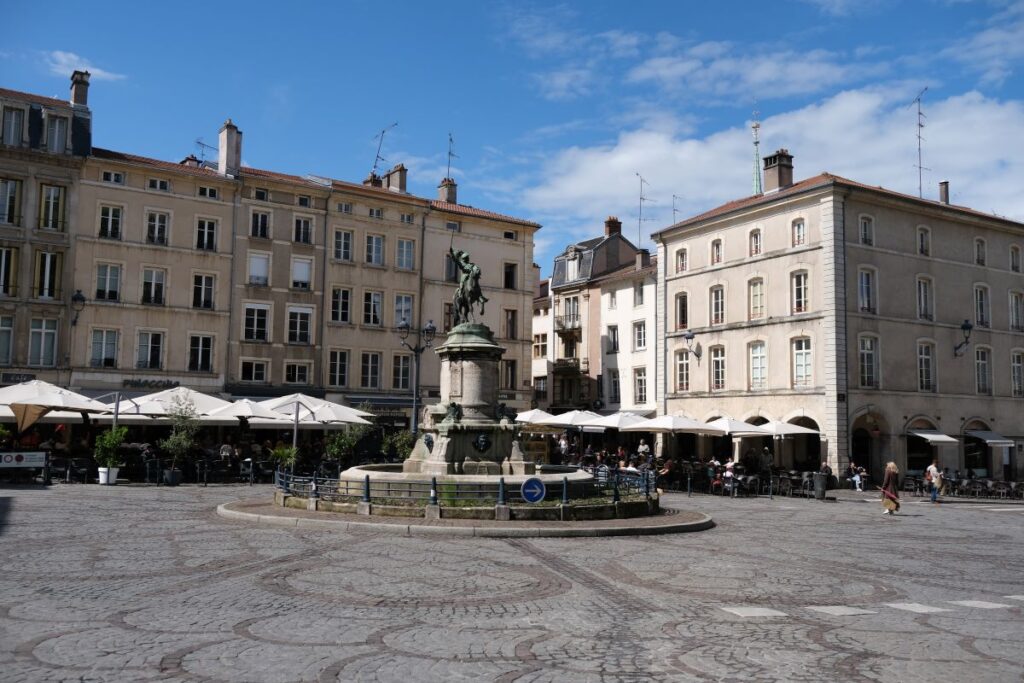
1, 486, 1022, 682
949, 600, 1013, 609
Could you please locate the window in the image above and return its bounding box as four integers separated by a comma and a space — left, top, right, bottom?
188, 333, 211, 370
337, 202, 352, 214
443, 303, 454, 331
791, 272, 808, 314
675, 293, 688, 330
393, 354, 412, 390
90, 329, 118, 368
504, 263, 518, 290
749, 278, 765, 319
395, 294, 414, 327
533, 334, 548, 358
504, 309, 518, 339
361, 352, 381, 388
565, 256, 579, 281
675, 350, 690, 392
634, 368, 648, 404
749, 229, 762, 256
445, 220, 461, 232
0, 178, 20, 224
501, 360, 517, 391
609, 290, 617, 309
534, 376, 547, 399
633, 321, 646, 350
975, 238, 986, 266
251, 211, 269, 238
858, 216, 873, 246
334, 230, 353, 261
858, 269, 876, 313
293, 216, 312, 244
793, 338, 812, 387
445, 254, 459, 282
1011, 246, 1022, 273
918, 227, 931, 256
0, 247, 14, 296
196, 218, 217, 251
297, 195, 311, 208
749, 342, 766, 389
711, 239, 723, 265
243, 304, 269, 342
1012, 351, 1024, 398
39, 185, 64, 230
142, 268, 165, 305
254, 188, 268, 201
606, 325, 619, 353
329, 350, 349, 387
198, 186, 219, 200
917, 277, 934, 320
28, 318, 57, 366
95, 264, 121, 301
1012, 292, 1024, 331
147, 211, 169, 245
365, 234, 384, 265
137, 331, 162, 370
98, 205, 121, 239
400, 213, 414, 225
710, 286, 725, 325
192, 274, 214, 309
792, 219, 807, 246
0, 316, 11, 365
710, 346, 726, 390
368, 207, 383, 219
2, 107, 24, 146
101, 170, 124, 184
397, 239, 415, 270
248, 253, 269, 287
918, 342, 935, 392
45, 115, 67, 153
291, 258, 312, 289
34, 251, 61, 299
976, 347, 992, 395
633, 281, 644, 306
331, 288, 351, 323
859, 336, 879, 388
504, 230, 518, 240
609, 369, 621, 403
241, 360, 267, 382
975, 285, 990, 328
288, 307, 312, 344
363, 291, 383, 325
285, 363, 310, 384
148, 178, 170, 192
675, 249, 688, 273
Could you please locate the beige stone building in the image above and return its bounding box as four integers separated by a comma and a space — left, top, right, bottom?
655, 150, 1024, 479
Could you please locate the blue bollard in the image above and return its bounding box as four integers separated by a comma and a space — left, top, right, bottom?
430, 477, 439, 506
497, 477, 506, 505
363, 474, 371, 503
562, 476, 570, 504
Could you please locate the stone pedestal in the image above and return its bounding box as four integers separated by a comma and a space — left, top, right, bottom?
404, 322, 535, 477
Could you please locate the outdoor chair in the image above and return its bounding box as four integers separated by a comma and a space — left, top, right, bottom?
991, 481, 1012, 498
901, 478, 918, 495
741, 475, 760, 497
963, 480, 987, 497
51, 457, 92, 483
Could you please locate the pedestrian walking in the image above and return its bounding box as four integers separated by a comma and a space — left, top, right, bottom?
881, 461, 900, 515
926, 458, 942, 504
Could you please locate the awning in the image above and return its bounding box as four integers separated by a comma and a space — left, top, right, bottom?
907, 429, 958, 444
965, 430, 1015, 447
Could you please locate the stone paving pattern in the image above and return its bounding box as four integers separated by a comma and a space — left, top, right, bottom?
0, 485, 1021, 682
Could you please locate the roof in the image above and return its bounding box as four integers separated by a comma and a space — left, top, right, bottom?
243, 166, 324, 187
0, 87, 73, 110
92, 147, 224, 180
590, 257, 658, 286
430, 200, 540, 228
656, 173, 1024, 236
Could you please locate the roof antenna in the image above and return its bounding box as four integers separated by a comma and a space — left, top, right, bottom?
635, 172, 656, 247
371, 122, 398, 176
909, 87, 929, 198
194, 137, 217, 163
672, 194, 683, 224
751, 108, 763, 195
446, 132, 458, 179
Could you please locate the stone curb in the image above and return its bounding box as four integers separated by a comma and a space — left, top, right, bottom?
216, 501, 714, 538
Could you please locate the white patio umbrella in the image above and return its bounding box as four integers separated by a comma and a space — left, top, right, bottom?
761, 420, 820, 436
297, 403, 371, 425
579, 412, 649, 430
516, 408, 554, 424
259, 393, 372, 449
533, 409, 602, 428
134, 387, 232, 415
705, 417, 773, 437
106, 399, 169, 416
208, 399, 292, 421
0, 380, 111, 432
621, 415, 727, 435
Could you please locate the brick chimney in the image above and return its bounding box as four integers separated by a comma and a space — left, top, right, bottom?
383, 163, 407, 193
363, 172, 382, 188
763, 149, 794, 192
217, 119, 241, 177
70, 70, 90, 107
604, 216, 622, 236
939, 181, 949, 204
438, 177, 457, 204
180, 154, 201, 168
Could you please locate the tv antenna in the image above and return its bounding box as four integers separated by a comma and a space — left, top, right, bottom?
909, 87, 929, 198
751, 108, 763, 195
672, 194, 683, 224
371, 122, 398, 176
635, 172, 656, 246
194, 137, 217, 162
446, 132, 459, 179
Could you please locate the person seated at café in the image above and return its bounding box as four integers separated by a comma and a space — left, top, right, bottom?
819, 460, 833, 476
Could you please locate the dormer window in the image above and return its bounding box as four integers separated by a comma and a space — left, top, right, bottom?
566, 254, 579, 281
45, 115, 67, 153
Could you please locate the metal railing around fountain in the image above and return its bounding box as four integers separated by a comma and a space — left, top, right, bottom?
274, 468, 655, 506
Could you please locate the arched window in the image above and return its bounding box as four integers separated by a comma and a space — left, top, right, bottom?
916, 276, 934, 321
859, 215, 874, 246
710, 346, 726, 390
974, 284, 990, 328
675, 350, 690, 392
917, 226, 931, 256
710, 285, 725, 325
791, 271, 808, 314
675, 248, 688, 273
748, 278, 765, 319
675, 292, 688, 330
749, 229, 762, 256
975, 346, 992, 395
710, 239, 723, 265
917, 341, 936, 392
792, 219, 806, 246
858, 267, 877, 313
975, 238, 986, 266
1011, 291, 1024, 331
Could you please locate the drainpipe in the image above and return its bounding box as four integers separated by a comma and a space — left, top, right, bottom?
226, 177, 240, 396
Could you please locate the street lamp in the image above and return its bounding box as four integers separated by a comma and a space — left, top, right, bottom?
953, 319, 974, 357
70, 290, 87, 326
397, 318, 437, 437
682, 330, 703, 364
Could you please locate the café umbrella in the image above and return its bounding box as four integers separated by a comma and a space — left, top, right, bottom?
0, 380, 110, 432
620, 415, 727, 435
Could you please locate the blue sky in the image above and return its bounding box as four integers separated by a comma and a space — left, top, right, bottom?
5, 0, 1024, 275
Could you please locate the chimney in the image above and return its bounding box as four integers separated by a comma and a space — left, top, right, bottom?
363, 172, 382, 188
438, 177, 457, 204
604, 216, 622, 236
939, 181, 949, 204
763, 148, 794, 192
180, 154, 201, 168
70, 70, 90, 107
636, 249, 650, 270
217, 119, 242, 177
384, 163, 407, 193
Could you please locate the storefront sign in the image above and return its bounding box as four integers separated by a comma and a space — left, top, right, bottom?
122, 379, 180, 389
0, 451, 47, 468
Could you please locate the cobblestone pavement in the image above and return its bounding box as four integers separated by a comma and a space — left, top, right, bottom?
0, 485, 1021, 682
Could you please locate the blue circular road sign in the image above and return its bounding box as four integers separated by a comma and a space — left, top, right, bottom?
521, 477, 546, 504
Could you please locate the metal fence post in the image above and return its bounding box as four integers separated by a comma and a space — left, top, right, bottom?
562, 476, 570, 504
249, 460, 254, 486
612, 474, 620, 503
497, 477, 506, 505
687, 471, 692, 497
363, 474, 371, 503
430, 477, 438, 506
644, 471, 650, 500
769, 473, 773, 500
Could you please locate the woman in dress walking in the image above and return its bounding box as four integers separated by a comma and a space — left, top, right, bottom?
881, 461, 900, 515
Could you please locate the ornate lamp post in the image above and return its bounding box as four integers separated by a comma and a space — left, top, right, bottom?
397, 318, 437, 437
70, 289, 86, 326
682, 330, 703, 364
953, 319, 974, 358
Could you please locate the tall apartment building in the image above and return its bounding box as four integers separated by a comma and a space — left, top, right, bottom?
0, 73, 540, 425
655, 150, 1024, 479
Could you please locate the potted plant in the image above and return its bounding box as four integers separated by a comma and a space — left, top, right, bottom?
269, 445, 298, 473
325, 416, 371, 471
94, 426, 127, 485
157, 396, 198, 486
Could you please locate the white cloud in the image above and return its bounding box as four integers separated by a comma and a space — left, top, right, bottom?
44, 51, 125, 81
533, 67, 596, 101
944, 1, 1024, 85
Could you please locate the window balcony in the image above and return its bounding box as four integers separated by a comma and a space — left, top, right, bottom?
248, 276, 269, 287
136, 360, 161, 370
555, 315, 581, 331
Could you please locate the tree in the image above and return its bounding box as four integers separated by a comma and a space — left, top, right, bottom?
94, 426, 128, 468
157, 396, 198, 472
324, 403, 374, 467
381, 429, 415, 461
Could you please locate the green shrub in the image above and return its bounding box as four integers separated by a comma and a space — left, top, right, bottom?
94, 426, 128, 468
